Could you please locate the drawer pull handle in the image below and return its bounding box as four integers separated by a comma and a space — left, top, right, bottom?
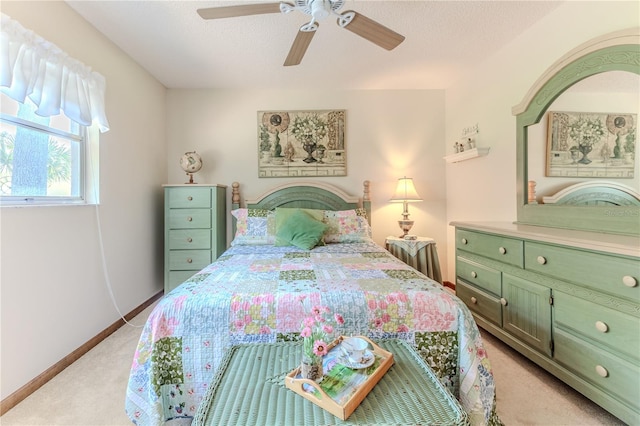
500, 298, 508, 306
595, 365, 608, 378
471, 271, 478, 278
622, 275, 637, 288
187, 237, 193, 243
499, 247, 506, 255
537, 256, 547, 265
187, 196, 193, 201
461, 238, 468, 245
470, 297, 477, 304
595, 321, 609, 333
187, 217, 193, 222
187, 258, 193, 263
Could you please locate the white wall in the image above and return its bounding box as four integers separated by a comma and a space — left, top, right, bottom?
0, 2, 167, 399
165, 89, 448, 261
444, 1, 640, 279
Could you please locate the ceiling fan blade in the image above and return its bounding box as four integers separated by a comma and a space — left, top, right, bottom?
284, 24, 317, 66
339, 11, 405, 51
197, 3, 282, 20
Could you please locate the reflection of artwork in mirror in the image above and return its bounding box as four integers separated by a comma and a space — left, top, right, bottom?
546, 111, 636, 178
258, 110, 346, 178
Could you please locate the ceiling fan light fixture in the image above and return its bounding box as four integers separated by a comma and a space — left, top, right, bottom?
310, 0, 331, 20
198, 0, 403, 66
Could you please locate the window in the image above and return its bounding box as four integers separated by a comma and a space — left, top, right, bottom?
0, 92, 94, 205
1, 14, 109, 206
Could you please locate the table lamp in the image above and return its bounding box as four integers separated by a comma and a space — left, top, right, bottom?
390, 177, 423, 238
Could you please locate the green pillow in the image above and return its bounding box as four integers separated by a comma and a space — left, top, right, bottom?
275, 207, 324, 245
275, 207, 324, 225
275, 208, 328, 250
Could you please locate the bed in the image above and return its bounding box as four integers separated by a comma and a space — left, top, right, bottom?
125, 181, 499, 425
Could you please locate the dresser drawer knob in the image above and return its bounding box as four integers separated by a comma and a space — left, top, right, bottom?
595, 321, 609, 333
186, 258, 193, 263
187, 237, 193, 243
622, 275, 637, 288
500, 298, 508, 306
461, 238, 468, 245
536, 256, 547, 265
471, 271, 478, 278
470, 297, 477, 304
187, 196, 193, 201
595, 365, 609, 378
187, 216, 193, 222
499, 247, 506, 255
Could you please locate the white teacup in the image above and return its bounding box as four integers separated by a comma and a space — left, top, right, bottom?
342, 337, 369, 362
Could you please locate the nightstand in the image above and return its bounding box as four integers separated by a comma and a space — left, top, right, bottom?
385, 236, 443, 284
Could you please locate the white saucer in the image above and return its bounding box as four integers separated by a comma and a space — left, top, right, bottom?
338, 349, 375, 369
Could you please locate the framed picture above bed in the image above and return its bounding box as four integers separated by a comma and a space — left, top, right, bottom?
258, 109, 346, 177
545, 111, 637, 178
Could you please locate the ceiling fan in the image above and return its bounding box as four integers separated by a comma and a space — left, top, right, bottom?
197, 0, 405, 66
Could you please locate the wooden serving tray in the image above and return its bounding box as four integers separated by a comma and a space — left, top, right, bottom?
285, 335, 394, 420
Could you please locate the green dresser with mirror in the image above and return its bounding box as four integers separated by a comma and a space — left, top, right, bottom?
453, 28, 640, 424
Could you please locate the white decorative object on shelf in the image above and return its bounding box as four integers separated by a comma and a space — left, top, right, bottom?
446, 123, 488, 162
443, 147, 490, 163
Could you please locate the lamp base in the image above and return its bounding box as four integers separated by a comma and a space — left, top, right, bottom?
398, 220, 414, 238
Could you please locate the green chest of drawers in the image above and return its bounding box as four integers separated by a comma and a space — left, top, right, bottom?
164, 184, 227, 293
452, 222, 640, 425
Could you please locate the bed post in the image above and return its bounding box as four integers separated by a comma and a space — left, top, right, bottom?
231, 182, 241, 237
231, 182, 241, 209
363, 180, 372, 225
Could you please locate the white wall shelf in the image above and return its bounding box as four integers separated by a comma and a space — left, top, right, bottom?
443, 147, 490, 163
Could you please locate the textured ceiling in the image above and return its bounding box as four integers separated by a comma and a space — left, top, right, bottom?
66, 0, 564, 90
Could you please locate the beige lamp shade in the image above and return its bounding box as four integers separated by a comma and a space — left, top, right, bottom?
390, 177, 422, 202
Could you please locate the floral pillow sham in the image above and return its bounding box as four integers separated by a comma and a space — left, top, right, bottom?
230, 208, 276, 246
323, 208, 372, 243
231, 207, 372, 246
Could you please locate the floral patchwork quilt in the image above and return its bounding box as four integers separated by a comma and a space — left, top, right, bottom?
126, 242, 499, 425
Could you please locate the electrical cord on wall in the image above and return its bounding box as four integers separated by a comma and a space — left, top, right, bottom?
88, 138, 144, 328
94, 204, 143, 328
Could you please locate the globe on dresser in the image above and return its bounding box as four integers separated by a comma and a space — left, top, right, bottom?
179, 151, 203, 184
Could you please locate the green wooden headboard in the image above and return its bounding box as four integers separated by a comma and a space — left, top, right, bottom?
231, 180, 372, 236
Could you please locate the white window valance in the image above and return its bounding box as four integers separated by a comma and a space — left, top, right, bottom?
1, 13, 110, 132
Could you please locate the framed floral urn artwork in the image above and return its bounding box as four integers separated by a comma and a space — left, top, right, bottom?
258, 110, 346, 177
546, 111, 637, 178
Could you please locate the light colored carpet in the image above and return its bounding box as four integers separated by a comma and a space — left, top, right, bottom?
1, 302, 629, 426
